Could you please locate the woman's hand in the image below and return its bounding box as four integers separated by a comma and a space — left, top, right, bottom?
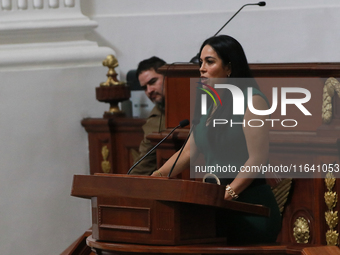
224, 184, 239, 200
224, 191, 232, 200
151, 170, 165, 177
150, 136, 198, 178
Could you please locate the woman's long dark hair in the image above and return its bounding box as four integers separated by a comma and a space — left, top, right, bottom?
194, 35, 260, 147
199, 35, 253, 79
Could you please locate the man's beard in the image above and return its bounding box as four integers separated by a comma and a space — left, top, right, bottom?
155, 97, 165, 111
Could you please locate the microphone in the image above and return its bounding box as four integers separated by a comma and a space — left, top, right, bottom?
179, 119, 190, 128
127, 119, 190, 175
190, 2, 266, 63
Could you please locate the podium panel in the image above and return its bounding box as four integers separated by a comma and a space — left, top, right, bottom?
91, 196, 222, 245
71, 174, 269, 245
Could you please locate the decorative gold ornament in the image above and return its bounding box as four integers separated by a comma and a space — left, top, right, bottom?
326, 230, 339, 246
325, 211, 339, 230
325, 171, 339, 246
96, 55, 130, 118
101, 145, 111, 173
100, 55, 125, 86
325, 191, 338, 210
272, 178, 292, 214
293, 217, 310, 244
325, 172, 336, 191
322, 77, 340, 124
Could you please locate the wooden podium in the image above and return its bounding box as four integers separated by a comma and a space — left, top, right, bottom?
71, 174, 269, 246
70, 174, 340, 255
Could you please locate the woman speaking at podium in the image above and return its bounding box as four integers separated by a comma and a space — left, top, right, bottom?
151, 35, 281, 244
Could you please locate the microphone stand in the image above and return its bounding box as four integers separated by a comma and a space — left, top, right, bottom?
190, 2, 266, 63
167, 122, 196, 178
127, 119, 189, 175
213, 2, 265, 37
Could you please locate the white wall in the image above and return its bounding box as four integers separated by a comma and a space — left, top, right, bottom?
81, 0, 340, 81
0, 1, 112, 254
0, 67, 109, 255
1, 1, 340, 254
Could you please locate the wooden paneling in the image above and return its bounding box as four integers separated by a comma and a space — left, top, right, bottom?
81, 117, 145, 175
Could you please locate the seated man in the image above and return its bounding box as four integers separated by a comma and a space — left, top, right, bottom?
129, 56, 166, 175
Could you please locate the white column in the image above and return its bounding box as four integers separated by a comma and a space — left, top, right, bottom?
1, 0, 83, 10
49, 0, 59, 8
17, 0, 28, 10
0, 0, 114, 70
1, 0, 11, 10
33, 0, 43, 9
64, 0, 74, 7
